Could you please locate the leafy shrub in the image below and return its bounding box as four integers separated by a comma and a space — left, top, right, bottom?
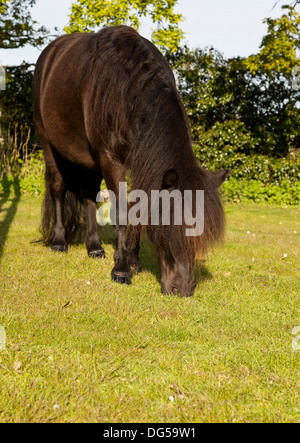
196, 121, 259, 155
167, 42, 300, 156
18, 151, 45, 195
193, 135, 300, 205
0, 63, 35, 132
0, 151, 45, 195
194, 142, 300, 185
222, 177, 300, 206
0, 124, 33, 178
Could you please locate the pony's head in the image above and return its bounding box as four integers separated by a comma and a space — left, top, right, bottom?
147, 167, 230, 297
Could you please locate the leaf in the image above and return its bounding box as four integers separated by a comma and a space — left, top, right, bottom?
241, 365, 250, 377
13, 360, 22, 372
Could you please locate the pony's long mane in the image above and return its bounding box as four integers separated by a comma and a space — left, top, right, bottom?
78, 26, 225, 259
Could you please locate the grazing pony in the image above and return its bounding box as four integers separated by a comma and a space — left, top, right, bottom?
33, 26, 229, 297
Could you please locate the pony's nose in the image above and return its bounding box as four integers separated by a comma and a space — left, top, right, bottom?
161, 280, 196, 297
180, 278, 196, 297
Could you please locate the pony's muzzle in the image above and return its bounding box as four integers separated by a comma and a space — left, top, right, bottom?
161, 280, 196, 298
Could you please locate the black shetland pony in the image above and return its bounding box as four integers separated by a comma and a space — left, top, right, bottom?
33, 26, 229, 297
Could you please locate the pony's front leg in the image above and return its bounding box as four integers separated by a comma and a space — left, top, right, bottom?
112, 223, 131, 285
113, 202, 143, 282
100, 153, 131, 285
127, 226, 142, 274
84, 198, 105, 259
82, 169, 105, 259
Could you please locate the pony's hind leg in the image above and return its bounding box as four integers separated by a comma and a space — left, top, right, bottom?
50, 173, 68, 253
42, 143, 68, 252
81, 169, 105, 259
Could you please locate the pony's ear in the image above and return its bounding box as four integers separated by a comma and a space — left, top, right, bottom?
163, 169, 178, 190
214, 169, 230, 188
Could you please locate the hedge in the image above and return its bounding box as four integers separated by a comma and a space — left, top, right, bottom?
1, 150, 299, 206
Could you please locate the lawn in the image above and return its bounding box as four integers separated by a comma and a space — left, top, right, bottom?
0, 193, 299, 423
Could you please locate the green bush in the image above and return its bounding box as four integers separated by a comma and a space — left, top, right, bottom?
0, 151, 45, 195
196, 121, 259, 155
0, 63, 35, 132
194, 141, 300, 185
1, 147, 299, 206
193, 134, 300, 205
222, 177, 300, 206
167, 43, 300, 156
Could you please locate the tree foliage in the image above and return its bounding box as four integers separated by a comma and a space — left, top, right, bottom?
64, 0, 184, 53
167, 5, 300, 156
246, 6, 300, 75
274, 0, 300, 8
1, 63, 35, 130
0, 0, 48, 49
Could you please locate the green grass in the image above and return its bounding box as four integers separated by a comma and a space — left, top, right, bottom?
0, 194, 299, 423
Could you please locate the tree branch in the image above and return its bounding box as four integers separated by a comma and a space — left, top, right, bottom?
273, 0, 300, 9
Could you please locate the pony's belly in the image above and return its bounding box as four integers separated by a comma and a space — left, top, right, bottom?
42, 112, 101, 171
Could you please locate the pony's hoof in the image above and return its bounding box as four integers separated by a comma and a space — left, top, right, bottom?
88, 250, 105, 259
51, 245, 68, 253
112, 273, 131, 285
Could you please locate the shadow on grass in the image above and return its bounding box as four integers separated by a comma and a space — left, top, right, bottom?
0, 176, 21, 264
101, 225, 213, 286
194, 259, 213, 284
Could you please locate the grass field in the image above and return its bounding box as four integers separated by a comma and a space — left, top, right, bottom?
0, 192, 299, 423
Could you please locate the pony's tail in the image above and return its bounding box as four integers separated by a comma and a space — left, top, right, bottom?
40, 172, 84, 245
